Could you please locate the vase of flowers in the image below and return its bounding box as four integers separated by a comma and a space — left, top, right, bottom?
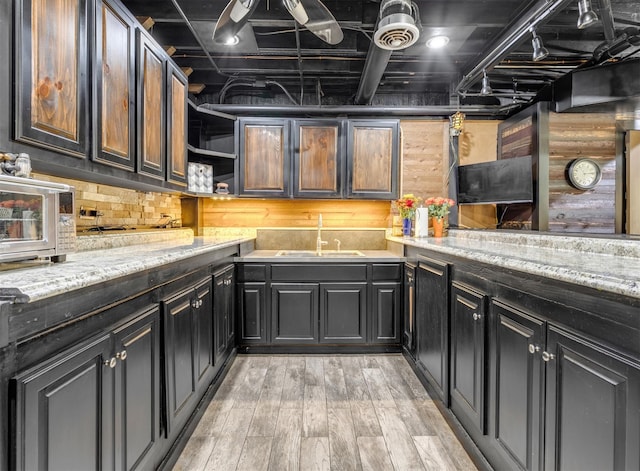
395, 194, 422, 236
424, 197, 455, 237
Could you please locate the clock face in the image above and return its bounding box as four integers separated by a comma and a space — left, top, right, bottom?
568, 158, 601, 190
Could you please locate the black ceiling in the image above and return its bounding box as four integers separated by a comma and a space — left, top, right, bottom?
119, 0, 640, 114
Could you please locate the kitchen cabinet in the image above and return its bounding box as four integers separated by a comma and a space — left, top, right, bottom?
320, 283, 367, 343
162, 276, 213, 435
292, 119, 345, 198
94, 0, 136, 170
12, 306, 161, 471
450, 281, 488, 435
370, 264, 402, 344
214, 264, 235, 363
237, 263, 268, 344
137, 29, 166, 180
415, 256, 450, 403
166, 62, 188, 186
544, 325, 640, 471
491, 300, 545, 471
238, 118, 290, 197
15, 0, 90, 157
346, 120, 399, 199
272, 283, 319, 343
402, 262, 416, 357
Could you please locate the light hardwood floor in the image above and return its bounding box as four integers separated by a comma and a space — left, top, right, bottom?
172, 354, 478, 471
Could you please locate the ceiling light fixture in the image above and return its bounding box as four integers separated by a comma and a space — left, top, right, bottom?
283, 0, 309, 25
426, 35, 449, 49
480, 70, 492, 95
577, 0, 598, 29
450, 111, 465, 135
224, 35, 240, 46
531, 29, 549, 61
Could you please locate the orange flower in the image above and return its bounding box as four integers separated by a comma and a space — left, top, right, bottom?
425, 196, 455, 219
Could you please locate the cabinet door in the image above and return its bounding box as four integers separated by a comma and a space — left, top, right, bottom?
193, 278, 214, 386
450, 281, 488, 434
238, 118, 290, 197
492, 300, 545, 471
224, 267, 236, 349
214, 265, 235, 364
320, 283, 367, 343
346, 120, 399, 199
371, 282, 401, 344
292, 120, 344, 198
272, 283, 319, 343
137, 30, 166, 179
544, 325, 640, 471
238, 282, 267, 344
13, 335, 113, 471
94, 0, 135, 170
403, 263, 416, 356
415, 257, 450, 403
112, 307, 162, 471
15, 0, 90, 157
163, 286, 196, 433
166, 62, 188, 186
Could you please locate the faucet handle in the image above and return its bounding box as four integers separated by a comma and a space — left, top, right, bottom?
334, 239, 341, 251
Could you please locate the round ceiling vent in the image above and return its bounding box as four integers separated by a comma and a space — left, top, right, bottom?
373, 0, 420, 50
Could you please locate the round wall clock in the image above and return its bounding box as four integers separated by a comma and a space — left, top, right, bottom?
567, 158, 602, 190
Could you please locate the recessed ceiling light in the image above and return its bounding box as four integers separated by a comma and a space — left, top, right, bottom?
426, 35, 449, 49
224, 35, 239, 46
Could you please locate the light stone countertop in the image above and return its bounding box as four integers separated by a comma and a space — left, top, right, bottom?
390, 230, 640, 299
0, 236, 253, 303
235, 249, 404, 263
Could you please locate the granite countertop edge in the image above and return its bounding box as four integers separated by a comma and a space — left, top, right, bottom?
235, 250, 405, 263
0, 237, 255, 304
389, 235, 639, 300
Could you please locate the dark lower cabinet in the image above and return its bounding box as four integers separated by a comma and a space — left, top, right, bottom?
492, 300, 545, 471
320, 283, 367, 343
402, 263, 416, 357
415, 256, 450, 403
238, 282, 267, 343
272, 283, 319, 343
12, 306, 161, 471
371, 282, 401, 344
214, 265, 235, 364
544, 325, 640, 471
163, 277, 213, 436
450, 281, 488, 435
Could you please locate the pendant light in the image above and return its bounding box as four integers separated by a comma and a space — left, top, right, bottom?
480, 70, 492, 96
531, 29, 549, 62
577, 0, 598, 29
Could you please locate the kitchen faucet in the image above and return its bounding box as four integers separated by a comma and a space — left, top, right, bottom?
316, 213, 328, 255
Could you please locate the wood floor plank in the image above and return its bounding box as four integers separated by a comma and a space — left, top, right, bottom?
392, 356, 431, 401
362, 368, 396, 409
376, 355, 418, 401
340, 357, 372, 403
422, 402, 477, 470
303, 384, 328, 437
205, 408, 255, 470
328, 408, 361, 471
305, 356, 325, 386
282, 358, 307, 408
376, 407, 425, 471
300, 437, 331, 471
237, 436, 274, 471
413, 436, 459, 471
171, 435, 216, 471
396, 399, 437, 437
233, 366, 269, 409
357, 436, 395, 471
191, 398, 233, 437
269, 408, 303, 471
249, 360, 288, 436
350, 400, 383, 437
324, 364, 350, 409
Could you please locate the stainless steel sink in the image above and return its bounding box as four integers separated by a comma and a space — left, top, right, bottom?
275, 250, 365, 257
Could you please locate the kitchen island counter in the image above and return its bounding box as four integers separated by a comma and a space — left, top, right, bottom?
389, 230, 640, 300
235, 249, 404, 263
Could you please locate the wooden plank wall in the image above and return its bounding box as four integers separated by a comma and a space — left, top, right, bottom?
201, 199, 392, 228
399, 120, 448, 200
457, 120, 500, 229
547, 111, 617, 233
628, 131, 640, 235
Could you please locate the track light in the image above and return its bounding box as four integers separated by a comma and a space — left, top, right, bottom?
577, 0, 598, 29
480, 70, 492, 95
531, 29, 549, 61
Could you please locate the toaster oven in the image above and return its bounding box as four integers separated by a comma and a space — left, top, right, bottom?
0, 175, 75, 263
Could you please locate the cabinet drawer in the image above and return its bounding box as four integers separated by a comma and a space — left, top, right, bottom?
271, 264, 367, 281
372, 263, 401, 281
237, 264, 267, 282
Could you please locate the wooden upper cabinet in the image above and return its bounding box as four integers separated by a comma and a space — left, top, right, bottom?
15, 0, 90, 157
94, 0, 135, 170
347, 120, 399, 199
137, 30, 166, 180
238, 118, 290, 197
166, 63, 188, 186
293, 120, 344, 198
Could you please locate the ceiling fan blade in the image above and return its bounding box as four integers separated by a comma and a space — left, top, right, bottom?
213, 0, 260, 44
284, 0, 343, 45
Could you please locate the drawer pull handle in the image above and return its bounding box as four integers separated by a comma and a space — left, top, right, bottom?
104, 357, 117, 368
542, 351, 555, 362
472, 313, 480, 321
116, 350, 127, 361
528, 344, 540, 354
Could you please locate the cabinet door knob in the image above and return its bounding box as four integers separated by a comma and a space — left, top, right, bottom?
542, 351, 555, 362
528, 344, 540, 354
472, 313, 481, 321
116, 350, 127, 361
104, 357, 117, 368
